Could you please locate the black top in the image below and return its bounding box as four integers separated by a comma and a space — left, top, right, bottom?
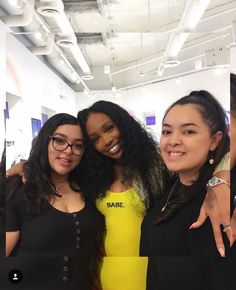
231, 166, 236, 214
140, 180, 233, 290
0, 194, 5, 257
5, 188, 104, 290
224, 166, 236, 290
0, 173, 5, 257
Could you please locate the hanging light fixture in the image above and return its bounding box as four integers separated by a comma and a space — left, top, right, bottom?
139, 33, 146, 77
165, 0, 211, 59
179, 0, 212, 32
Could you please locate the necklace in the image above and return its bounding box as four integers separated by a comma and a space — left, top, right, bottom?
161, 178, 179, 213
161, 174, 198, 213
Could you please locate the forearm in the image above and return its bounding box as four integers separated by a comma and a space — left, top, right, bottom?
6, 231, 20, 256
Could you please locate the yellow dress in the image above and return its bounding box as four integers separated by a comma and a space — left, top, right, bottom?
96, 188, 148, 290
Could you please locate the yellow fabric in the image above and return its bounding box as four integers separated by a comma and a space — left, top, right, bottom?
96, 188, 147, 290
96, 188, 145, 256
214, 152, 230, 173
100, 257, 148, 290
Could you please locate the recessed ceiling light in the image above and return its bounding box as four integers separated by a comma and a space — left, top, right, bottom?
81, 74, 94, 80
56, 39, 74, 47
139, 72, 146, 77
164, 59, 180, 68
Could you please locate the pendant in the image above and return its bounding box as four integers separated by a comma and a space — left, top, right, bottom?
161, 206, 166, 213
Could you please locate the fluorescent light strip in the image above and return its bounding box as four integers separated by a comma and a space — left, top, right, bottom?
70, 45, 91, 74
165, 33, 189, 58
164, 0, 211, 60
180, 0, 211, 32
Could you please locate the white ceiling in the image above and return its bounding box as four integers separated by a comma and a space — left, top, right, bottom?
1, 0, 236, 91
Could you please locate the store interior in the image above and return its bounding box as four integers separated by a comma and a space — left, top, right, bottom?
0, 0, 235, 168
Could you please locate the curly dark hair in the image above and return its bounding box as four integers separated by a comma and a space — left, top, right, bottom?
155, 90, 230, 224
9, 113, 86, 215
77, 100, 170, 207
231, 73, 236, 117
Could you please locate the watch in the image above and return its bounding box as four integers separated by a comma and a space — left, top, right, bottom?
206, 176, 229, 187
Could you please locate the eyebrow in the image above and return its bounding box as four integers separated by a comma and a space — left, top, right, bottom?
53, 133, 84, 142
101, 121, 113, 129
162, 122, 199, 128
88, 121, 113, 137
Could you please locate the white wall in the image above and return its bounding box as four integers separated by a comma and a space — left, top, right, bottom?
122, 68, 229, 140
76, 68, 229, 141
0, 20, 6, 156
4, 28, 78, 168
231, 46, 236, 72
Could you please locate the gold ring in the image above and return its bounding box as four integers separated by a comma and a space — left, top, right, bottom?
222, 224, 231, 232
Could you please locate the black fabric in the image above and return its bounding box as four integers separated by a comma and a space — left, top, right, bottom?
140, 181, 234, 290
227, 166, 236, 290
231, 166, 236, 214
6, 188, 104, 290
0, 256, 93, 290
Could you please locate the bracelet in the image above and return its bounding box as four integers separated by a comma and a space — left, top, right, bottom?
206, 176, 229, 188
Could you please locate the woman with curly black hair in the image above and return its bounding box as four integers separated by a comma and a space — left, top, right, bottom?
140, 90, 231, 290
77, 101, 170, 290
78, 101, 169, 205
5, 113, 104, 290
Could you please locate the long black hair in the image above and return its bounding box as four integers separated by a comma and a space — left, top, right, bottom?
77, 100, 170, 207
8, 113, 85, 215
155, 90, 230, 224
231, 73, 236, 117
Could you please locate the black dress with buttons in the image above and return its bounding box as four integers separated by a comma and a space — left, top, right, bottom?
6, 189, 104, 290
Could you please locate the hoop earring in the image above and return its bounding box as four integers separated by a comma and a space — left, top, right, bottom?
209, 151, 214, 165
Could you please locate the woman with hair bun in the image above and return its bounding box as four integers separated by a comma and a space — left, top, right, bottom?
140, 90, 231, 290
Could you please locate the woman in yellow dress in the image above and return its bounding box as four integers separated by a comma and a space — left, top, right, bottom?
78, 101, 169, 290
